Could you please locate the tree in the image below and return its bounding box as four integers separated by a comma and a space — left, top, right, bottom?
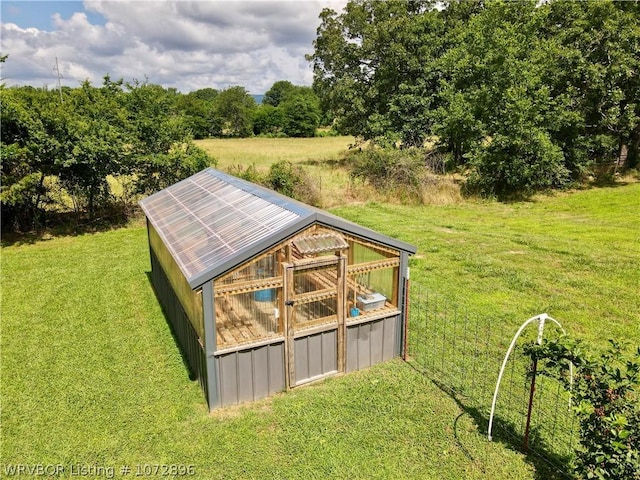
122, 79, 210, 194
281, 94, 321, 137
252, 104, 284, 136
309, 0, 639, 195
1, 86, 69, 229
537, 0, 640, 171
308, 1, 442, 146
257, 82, 322, 137
1, 77, 213, 231
213, 86, 256, 137
263, 80, 296, 107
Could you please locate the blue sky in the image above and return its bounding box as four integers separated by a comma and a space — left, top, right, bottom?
2, 1, 106, 30
0, 1, 347, 93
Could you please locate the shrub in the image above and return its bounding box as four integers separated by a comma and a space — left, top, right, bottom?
226, 163, 264, 185
347, 147, 426, 202
266, 160, 321, 206
133, 143, 212, 195
524, 338, 640, 479
467, 129, 570, 197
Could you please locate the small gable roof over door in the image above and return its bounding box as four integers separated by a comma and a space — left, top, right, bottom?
140, 168, 416, 289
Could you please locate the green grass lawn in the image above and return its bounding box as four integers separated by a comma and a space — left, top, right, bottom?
2, 182, 638, 479
333, 184, 640, 346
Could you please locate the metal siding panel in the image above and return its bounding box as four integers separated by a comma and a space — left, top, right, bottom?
268, 343, 285, 395
322, 330, 337, 373
394, 314, 402, 357
294, 337, 309, 384
202, 280, 218, 409
219, 352, 238, 406
370, 319, 384, 364
382, 316, 398, 361
238, 350, 254, 403
346, 326, 358, 373
252, 347, 269, 400
358, 323, 372, 369
307, 333, 323, 379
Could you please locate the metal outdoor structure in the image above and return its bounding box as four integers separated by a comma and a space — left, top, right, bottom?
140, 168, 416, 410
488, 313, 572, 449
407, 291, 580, 476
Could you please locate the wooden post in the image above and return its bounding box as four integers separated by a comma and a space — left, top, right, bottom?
336, 254, 346, 373
283, 263, 295, 388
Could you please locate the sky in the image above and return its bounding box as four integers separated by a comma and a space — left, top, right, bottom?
0, 0, 348, 94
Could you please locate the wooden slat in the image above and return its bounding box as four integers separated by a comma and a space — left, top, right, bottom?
214, 277, 283, 297
347, 258, 400, 274
292, 255, 340, 270
219, 328, 236, 345
294, 314, 338, 332
337, 255, 346, 373
293, 287, 337, 306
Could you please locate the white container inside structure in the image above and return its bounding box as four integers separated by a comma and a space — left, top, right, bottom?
357, 293, 386, 311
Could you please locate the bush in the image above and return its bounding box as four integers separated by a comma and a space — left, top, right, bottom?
347, 147, 426, 202
226, 164, 264, 184
266, 160, 321, 206
467, 129, 570, 197
133, 143, 212, 195
524, 338, 640, 479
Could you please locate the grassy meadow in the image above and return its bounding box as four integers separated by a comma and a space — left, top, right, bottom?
2, 136, 639, 479
195, 136, 360, 208
195, 136, 462, 208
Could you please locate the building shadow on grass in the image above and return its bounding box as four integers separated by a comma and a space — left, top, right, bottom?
1, 208, 135, 247
145, 271, 199, 383
429, 375, 574, 480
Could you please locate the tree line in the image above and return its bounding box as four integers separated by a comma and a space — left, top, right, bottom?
308, 0, 640, 196
0, 75, 323, 233
180, 80, 322, 139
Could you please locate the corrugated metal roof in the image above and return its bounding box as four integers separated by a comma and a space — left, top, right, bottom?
293, 233, 349, 254
140, 168, 416, 288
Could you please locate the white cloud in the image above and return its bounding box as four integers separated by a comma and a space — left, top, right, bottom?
0, 0, 348, 93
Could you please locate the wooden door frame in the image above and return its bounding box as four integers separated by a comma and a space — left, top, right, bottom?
283, 254, 346, 389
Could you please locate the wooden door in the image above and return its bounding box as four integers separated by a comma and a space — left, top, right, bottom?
283, 255, 346, 387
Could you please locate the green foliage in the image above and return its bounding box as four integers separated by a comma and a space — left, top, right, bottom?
263, 80, 296, 107
524, 338, 640, 479
310, 0, 640, 195
347, 147, 425, 201
226, 163, 264, 184
266, 160, 321, 206
253, 82, 322, 138
133, 144, 211, 195
281, 94, 321, 138
1, 78, 213, 231
252, 104, 285, 136
213, 86, 256, 137
467, 130, 569, 197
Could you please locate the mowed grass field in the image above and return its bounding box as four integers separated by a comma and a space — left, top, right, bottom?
2, 136, 639, 478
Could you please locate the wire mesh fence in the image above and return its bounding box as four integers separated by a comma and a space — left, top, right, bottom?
406, 285, 579, 478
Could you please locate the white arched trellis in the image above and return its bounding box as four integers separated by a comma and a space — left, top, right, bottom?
487, 313, 572, 442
